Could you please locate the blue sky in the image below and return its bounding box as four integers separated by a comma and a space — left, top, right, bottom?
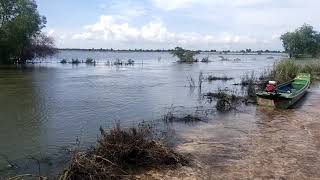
37, 0, 320, 50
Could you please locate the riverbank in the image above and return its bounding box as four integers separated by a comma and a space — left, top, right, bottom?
137, 85, 320, 179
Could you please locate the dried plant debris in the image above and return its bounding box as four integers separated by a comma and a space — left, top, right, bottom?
59, 125, 188, 180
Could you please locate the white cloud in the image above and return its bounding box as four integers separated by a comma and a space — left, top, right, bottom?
47, 29, 55, 36
71, 15, 271, 50
151, 0, 273, 11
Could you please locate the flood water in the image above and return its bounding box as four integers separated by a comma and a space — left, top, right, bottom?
1, 51, 319, 179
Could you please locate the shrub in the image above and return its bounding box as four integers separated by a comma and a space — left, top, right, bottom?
171, 47, 199, 63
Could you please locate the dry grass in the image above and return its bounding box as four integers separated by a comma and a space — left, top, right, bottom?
59, 124, 188, 180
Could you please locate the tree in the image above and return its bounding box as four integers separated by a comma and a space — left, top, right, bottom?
0, 0, 56, 64
280, 24, 320, 58
171, 47, 199, 63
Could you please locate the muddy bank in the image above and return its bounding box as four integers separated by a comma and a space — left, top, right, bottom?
139, 87, 320, 179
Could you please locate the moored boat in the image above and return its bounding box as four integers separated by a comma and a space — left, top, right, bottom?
256, 73, 311, 109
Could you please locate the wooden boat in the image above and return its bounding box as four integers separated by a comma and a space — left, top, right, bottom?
256, 73, 311, 109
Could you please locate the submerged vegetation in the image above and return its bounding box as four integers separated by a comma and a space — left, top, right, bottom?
201, 56, 210, 63
171, 47, 199, 63
207, 75, 234, 81
205, 89, 249, 112
59, 124, 188, 179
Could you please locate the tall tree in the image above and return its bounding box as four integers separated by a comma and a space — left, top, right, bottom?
280, 24, 320, 58
0, 0, 55, 64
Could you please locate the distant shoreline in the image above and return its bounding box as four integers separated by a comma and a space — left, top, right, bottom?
57, 48, 284, 54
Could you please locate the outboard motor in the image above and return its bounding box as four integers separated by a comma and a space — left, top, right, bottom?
266, 81, 277, 93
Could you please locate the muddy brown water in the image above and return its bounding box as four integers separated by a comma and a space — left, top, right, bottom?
1, 51, 319, 179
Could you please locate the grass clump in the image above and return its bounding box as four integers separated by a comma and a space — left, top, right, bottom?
71, 58, 81, 64
260, 59, 320, 84
163, 105, 205, 123
59, 125, 188, 180
163, 113, 204, 123
60, 59, 67, 64
126, 59, 135, 65
208, 75, 234, 81
114, 59, 123, 65
201, 56, 209, 63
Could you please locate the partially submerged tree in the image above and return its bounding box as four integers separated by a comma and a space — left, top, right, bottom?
280, 24, 320, 58
0, 0, 56, 64
171, 47, 199, 63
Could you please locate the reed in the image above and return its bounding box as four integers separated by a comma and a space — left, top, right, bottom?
263, 59, 320, 84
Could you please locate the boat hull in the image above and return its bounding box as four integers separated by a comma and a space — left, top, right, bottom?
257, 90, 307, 109
256, 73, 310, 109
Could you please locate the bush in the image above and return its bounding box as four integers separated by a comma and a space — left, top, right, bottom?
171, 47, 199, 63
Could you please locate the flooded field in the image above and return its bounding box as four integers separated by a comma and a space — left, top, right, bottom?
1, 51, 319, 179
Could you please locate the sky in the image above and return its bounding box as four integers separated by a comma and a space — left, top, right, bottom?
37, 0, 320, 50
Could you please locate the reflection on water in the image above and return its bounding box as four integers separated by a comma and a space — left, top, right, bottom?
1, 51, 315, 178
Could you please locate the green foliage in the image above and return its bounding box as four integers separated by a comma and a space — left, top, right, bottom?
271, 59, 300, 83
263, 59, 320, 84
0, 0, 55, 64
171, 47, 199, 63
280, 24, 320, 58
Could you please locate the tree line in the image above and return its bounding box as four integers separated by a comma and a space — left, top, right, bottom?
0, 0, 56, 64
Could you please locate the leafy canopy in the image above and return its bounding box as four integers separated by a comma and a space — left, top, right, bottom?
280, 24, 320, 58
0, 0, 56, 64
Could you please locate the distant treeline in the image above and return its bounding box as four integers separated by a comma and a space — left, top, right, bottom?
58, 48, 284, 54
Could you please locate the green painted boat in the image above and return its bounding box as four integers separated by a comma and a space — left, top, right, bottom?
256, 73, 311, 109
